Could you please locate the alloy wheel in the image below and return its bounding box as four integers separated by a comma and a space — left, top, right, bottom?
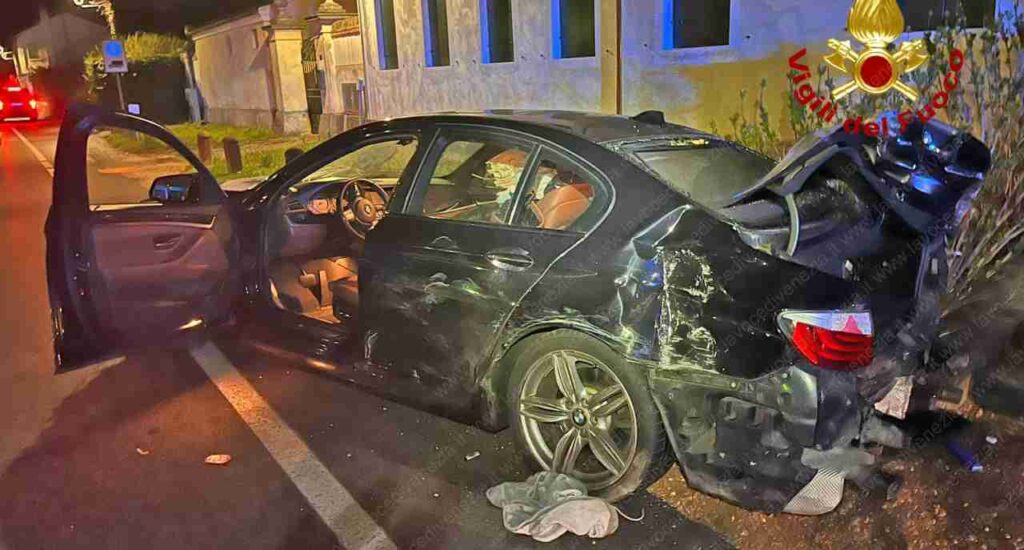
517, 349, 638, 490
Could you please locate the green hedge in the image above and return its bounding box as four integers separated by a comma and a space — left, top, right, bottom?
84, 33, 186, 100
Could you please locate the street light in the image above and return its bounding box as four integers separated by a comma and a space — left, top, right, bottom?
72, 0, 117, 37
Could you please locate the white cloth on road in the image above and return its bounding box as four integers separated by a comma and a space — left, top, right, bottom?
486, 472, 619, 542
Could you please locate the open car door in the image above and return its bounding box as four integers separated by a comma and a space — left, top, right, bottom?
46, 104, 239, 371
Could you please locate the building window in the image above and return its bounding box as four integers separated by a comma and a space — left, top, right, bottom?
898, 0, 996, 31
553, 0, 595, 59
375, 0, 400, 70
481, 0, 515, 63
423, 0, 451, 67
664, 0, 731, 49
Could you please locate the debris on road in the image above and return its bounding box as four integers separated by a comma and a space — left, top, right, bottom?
204, 454, 232, 465
135, 448, 150, 456
488, 472, 621, 542
945, 439, 983, 472
465, 451, 480, 461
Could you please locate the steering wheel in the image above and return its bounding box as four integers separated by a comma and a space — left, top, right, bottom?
339, 178, 390, 239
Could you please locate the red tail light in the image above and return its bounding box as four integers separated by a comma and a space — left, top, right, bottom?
778, 310, 873, 370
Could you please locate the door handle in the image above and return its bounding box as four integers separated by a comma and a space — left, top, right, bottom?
153, 234, 181, 250
428, 235, 458, 250
485, 247, 534, 271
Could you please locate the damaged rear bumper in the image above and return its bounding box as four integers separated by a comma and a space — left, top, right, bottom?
649, 364, 904, 515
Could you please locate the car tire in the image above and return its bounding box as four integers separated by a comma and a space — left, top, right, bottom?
505, 329, 674, 502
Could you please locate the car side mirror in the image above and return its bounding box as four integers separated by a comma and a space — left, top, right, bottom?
149, 173, 198, 203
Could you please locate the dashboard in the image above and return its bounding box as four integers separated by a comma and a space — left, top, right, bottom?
282, 178, 398, 225
269, 178, 396, 259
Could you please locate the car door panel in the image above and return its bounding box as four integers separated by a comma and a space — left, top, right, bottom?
90, 219, 233, 333
47, 104, 238, 371
362, 215, 579, 401
360, 127, 605, 406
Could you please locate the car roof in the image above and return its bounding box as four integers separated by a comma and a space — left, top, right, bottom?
384, 110, 716, 145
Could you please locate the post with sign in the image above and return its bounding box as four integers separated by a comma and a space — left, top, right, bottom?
102, 40, 128, 112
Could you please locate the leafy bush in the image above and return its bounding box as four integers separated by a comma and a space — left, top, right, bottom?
83, 33, 187, 100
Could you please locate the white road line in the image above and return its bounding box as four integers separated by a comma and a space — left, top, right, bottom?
189, 341, 396, 550
10, 127, 55, 177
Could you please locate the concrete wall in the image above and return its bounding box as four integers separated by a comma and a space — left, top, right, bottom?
355, 0, 1019, 135
191, 12, 279, 129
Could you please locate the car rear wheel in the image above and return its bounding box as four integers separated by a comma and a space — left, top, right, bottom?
505, 330, 673, 502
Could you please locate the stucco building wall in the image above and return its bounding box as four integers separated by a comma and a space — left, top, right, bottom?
319, 28, 367, 134
355, 0, 1018, 136
189, 1, 364, 135
190, 12, 280, 129
357, 0, 603, 119
619, 0, 850, 134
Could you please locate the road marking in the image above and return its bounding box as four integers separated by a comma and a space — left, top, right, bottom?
11, 127, 55, 177
189, 341, 396, 550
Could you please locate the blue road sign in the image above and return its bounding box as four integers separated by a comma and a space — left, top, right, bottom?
102, 40, 128, 73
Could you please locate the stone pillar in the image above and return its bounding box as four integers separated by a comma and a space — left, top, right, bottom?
265, 20, 311, 134
307, 0, 349, 136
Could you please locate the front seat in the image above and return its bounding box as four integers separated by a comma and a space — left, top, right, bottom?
326, 257, 359, 314
295, 257, 359, 315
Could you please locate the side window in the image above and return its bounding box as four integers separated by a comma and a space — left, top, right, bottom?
412, 134, 533, 225
899, 0, 995, 31
512, 152, 600, 232
87, 126, 200, 207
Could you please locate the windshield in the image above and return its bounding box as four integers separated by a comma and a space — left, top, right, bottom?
302, 138, 419, 183
635, 144, 775, 209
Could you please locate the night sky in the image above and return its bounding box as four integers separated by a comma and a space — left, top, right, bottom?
2, 0, 271, 43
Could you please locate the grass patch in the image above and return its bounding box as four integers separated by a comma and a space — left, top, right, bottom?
209, 137, 322, 180
101, 122, 322, 180
168, 123, 279, 150
101, 131, 169, 155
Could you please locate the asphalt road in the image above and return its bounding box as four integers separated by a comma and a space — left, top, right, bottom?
0, 119, 732, 550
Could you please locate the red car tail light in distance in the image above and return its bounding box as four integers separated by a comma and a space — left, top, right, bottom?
777, 310, 874, 370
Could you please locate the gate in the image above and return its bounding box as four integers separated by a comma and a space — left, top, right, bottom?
301, 36, 324, 134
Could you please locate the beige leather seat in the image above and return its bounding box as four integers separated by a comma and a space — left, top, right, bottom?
531, 183, 594, 230
277, 257, 358, 315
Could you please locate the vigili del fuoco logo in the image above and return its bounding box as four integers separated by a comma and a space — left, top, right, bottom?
788, 0, 965, 136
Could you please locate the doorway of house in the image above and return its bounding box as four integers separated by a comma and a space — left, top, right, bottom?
302, 36, 325, 134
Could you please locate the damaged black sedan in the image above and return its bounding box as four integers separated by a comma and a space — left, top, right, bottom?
46, 105, 989, 514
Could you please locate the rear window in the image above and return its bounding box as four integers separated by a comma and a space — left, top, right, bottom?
635, 145, 774, 209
